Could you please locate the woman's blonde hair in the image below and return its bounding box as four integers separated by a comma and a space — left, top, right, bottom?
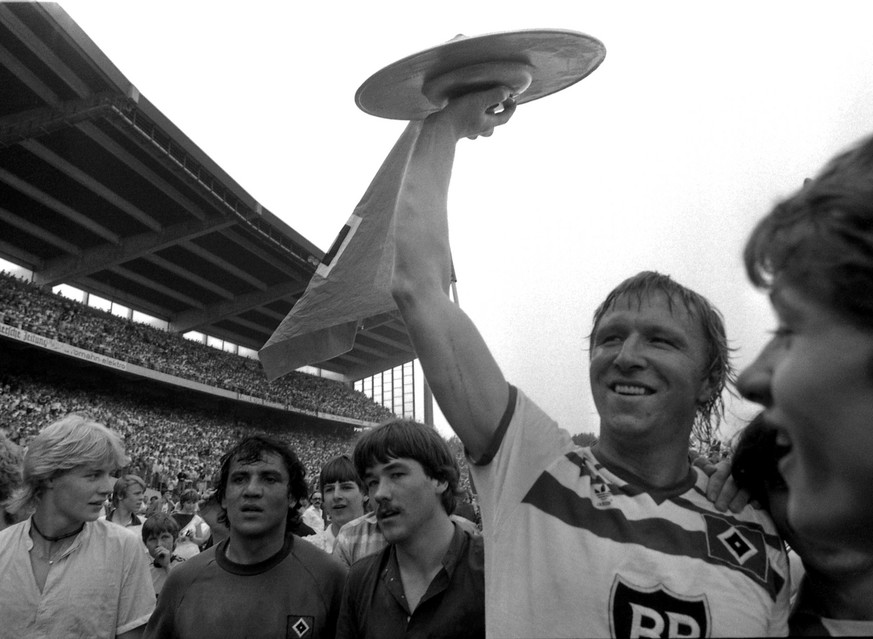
6, 413, 129, 515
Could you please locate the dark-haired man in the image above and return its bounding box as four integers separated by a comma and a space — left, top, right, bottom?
336, 420, 484, 639
387, 88, 789, 637
144, 435, 346, 639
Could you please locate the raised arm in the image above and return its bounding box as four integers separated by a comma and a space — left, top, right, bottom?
391, 87, 515, 459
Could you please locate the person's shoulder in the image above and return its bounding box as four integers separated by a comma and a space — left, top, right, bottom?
449, 513, 480, 536
0, 518, 27, 544
90, 517, 141, 544
346, 544, 385, 582
289, 536, 347, 591
300, 529, 328, 552
292, 535, 345, 570
167, 544, 216, 579
684, 470, 783, 534
340, 512, 377, 535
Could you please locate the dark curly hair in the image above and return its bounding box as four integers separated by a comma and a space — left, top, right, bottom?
353, 419, 461, 515
214, 435, 308, 529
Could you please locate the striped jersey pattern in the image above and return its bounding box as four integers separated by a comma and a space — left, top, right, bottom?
470, 387, 790, 638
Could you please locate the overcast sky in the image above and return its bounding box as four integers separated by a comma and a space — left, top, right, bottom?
59, 0, 873, 440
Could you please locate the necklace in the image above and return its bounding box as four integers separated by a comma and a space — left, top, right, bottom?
31, 518, 84, 542
31, 519, 83, 566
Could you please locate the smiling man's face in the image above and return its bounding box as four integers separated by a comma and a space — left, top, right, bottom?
590, 291, 713, 445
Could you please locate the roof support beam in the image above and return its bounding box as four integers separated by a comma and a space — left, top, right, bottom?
109, 264, 204, 309
20, 139, 163, 232
34, 217, 235, 286
181, 240, 266, 290
220, 228, 294, 275
0, 206, 82, 256
74, 275, 170, 321
0, 41, 59, 104
77, 121, 207, 221
0, 166, 119, 244
0, 4, 89, 98
144, 254, 235, 300
0, 238, 42, 271
170, 279, 307, 333
0, 94, 124, 147
217, 315, 272, 336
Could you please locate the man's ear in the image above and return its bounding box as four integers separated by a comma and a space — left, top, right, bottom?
433, 477, 448, 497
696, 373, 718, 407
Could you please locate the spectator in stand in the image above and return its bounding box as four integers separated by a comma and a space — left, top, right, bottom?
144, 435, 347, 639
0, 366, 377, 502
106, 474, 147, 538
0, 414, 154, 638
144, 494, 161, 517
303, 488, 325, 533
453, 490, 479, 527
158, 488, 175, 513
305, 455, 367, 554
0, 270, 395, 424
172, 489, 210, 560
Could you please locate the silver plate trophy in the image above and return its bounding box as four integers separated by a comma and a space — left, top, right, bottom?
355, 29, 607, 120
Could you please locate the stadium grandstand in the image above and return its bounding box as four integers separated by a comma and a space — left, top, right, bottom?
0, 3, 444, 492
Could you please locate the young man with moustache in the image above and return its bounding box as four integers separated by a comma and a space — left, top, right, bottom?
387, 88, 789, 637
144, 435, 346, 639
336, 420, 484, 639
0, 414, 155, 639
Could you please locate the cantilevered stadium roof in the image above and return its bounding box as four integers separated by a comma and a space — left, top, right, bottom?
0, 2, 415, 381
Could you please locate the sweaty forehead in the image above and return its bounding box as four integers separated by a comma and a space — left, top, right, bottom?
597, 290, 701, 329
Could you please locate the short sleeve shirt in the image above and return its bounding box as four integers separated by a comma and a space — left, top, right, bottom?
0, 517, 155, 638
470, 386, 790, 638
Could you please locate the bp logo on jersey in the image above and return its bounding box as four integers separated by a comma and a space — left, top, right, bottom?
609, 577, 710, 638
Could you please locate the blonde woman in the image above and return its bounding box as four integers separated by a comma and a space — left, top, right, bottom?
0, 414, 154, 638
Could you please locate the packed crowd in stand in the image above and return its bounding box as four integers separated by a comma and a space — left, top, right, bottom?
0, 263, 478, 514
0, 370, 361, 493
0, 271, 394, 423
